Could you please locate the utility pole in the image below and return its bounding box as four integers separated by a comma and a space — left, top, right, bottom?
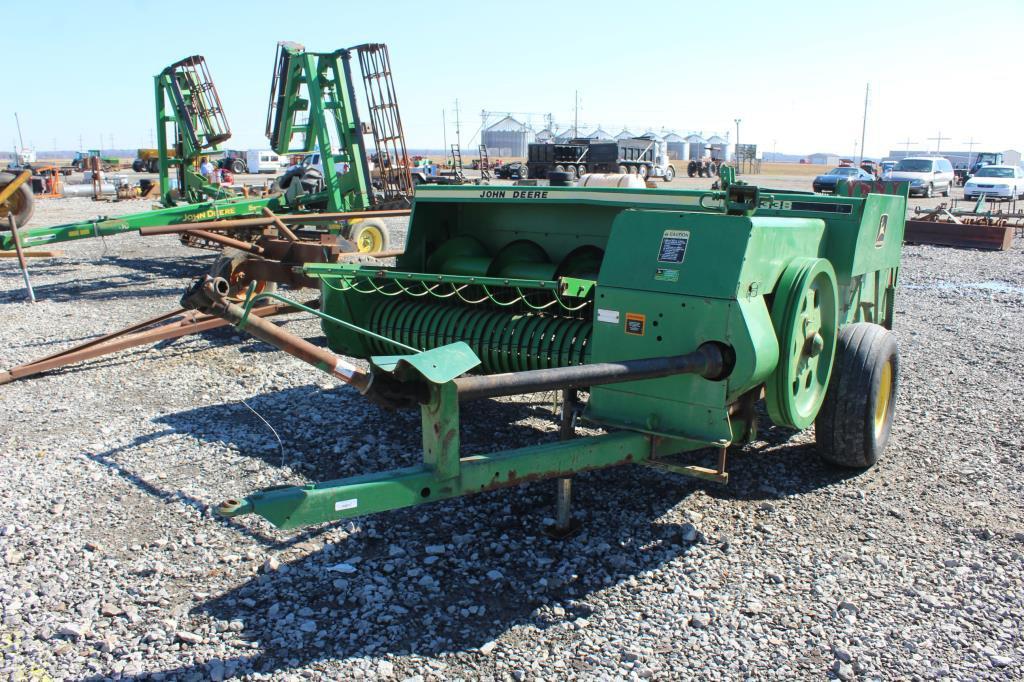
454, 99, 461, 151
858, 83, 870, 164
927, 131, 950, 155
899, 137, 917, 158
574, 91, 579, 138
733, 118, 741, 162
442, 109, 448, 163
962, 137, 980, 169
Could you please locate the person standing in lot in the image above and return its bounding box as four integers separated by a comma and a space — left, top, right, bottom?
200, 157, 215, 183
89, 154, 103, 200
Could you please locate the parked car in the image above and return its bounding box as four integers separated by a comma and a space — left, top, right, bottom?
963, 165, 1024, 201
812, 166, 876, 194
886, 157, 955, 197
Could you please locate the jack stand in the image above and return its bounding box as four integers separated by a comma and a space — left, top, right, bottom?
547, 389, 581, 539
7, 215, 35, 303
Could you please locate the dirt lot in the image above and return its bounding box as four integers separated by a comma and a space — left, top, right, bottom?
1, 174, 1022, 681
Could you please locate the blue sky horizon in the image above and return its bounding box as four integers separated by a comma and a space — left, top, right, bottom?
4, 0, 1022, 159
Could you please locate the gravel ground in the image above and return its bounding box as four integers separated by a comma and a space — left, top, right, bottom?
1, 193, 1022, 681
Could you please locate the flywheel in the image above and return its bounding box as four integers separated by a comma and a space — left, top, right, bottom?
765, 257, 839, 430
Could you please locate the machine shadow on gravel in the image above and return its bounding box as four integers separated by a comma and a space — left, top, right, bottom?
0, 255, 207, 304
104, 385, 853, 679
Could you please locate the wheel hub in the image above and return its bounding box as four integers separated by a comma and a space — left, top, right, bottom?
766, 257, 839, 430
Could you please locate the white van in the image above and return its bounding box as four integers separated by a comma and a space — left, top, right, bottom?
887, 156, 955, 197
246, 149, 282, 174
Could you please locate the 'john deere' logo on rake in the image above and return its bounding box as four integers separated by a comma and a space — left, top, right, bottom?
875, 214, 888, 247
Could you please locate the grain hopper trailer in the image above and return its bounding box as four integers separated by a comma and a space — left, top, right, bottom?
181, 181, 906, 530
527, 138, 675, 181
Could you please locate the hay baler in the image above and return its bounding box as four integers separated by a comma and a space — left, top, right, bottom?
184, 182, 904, 530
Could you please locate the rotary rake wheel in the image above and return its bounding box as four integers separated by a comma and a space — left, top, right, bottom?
766, 257, 839, 430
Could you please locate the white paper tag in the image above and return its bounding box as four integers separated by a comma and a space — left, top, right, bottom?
334, 498, 358, 511
597, 308, 620, 324
333, 357, 357, 379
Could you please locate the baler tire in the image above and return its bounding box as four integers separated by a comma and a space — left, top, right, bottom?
815, 323, 899, 469
0, 172, 35, 229
687, 161, 697, 178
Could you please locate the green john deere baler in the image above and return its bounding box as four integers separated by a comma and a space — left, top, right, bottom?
183, 180, 905, 530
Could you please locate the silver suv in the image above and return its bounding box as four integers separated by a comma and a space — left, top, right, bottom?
888, 157, 955, 197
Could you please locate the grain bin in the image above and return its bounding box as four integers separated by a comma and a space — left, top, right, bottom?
481, 116, 535, 157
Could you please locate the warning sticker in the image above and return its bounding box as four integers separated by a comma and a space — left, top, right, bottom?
625, 313, 645, 336
657, 229, 690, 263
654, 267, 679, 282
334, 499, 358, 512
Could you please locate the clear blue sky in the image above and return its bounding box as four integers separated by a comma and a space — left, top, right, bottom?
4, 0, 1022, 158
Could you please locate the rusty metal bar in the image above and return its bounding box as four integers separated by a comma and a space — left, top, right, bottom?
180, 277, 371, 392
0, 250, 63, 258
0, 302, 296, 385
454, 345, 726, 402
186, 229, 265, 255
138, 209, 411, 236
261, 207, 298, 241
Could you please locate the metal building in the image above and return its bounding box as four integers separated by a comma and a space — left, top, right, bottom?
583, 127, 613, 140
615, 129, 636, 140
481, 116, 535, 157
663, 132, 687, 160
685, 133, 707, 161
807, 153, 840, 166
535, 128, 556, 143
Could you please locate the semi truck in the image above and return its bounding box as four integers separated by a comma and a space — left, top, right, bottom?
526, 137, 675, 182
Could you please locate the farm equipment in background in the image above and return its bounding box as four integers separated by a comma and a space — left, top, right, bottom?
71, 150, 121, 172
133, 148, 176, 173
1, 42, 422, 384
1, 42, 413, 255
180, 179, 906, 531
904, 195, 1020, 250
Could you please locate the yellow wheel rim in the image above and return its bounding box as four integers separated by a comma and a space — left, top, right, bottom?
356, 225, 384, 253
874, 359, 893, 437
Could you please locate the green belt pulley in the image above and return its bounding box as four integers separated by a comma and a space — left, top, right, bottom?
365, 299, 592, 374
765, 257, 839, 429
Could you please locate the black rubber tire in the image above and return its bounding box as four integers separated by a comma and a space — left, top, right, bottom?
231, 159, 245, 174
687, 161, 697, 178
638, 165, 649, 179
815, 323, 899, 469
0, 172, 35, 229
132, 159, 145, 172
924, 183, 933, 198
618, 165, 629, 175
941, 182, 950, 197
663, 166, 675, 182
566, 165, 578, 180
